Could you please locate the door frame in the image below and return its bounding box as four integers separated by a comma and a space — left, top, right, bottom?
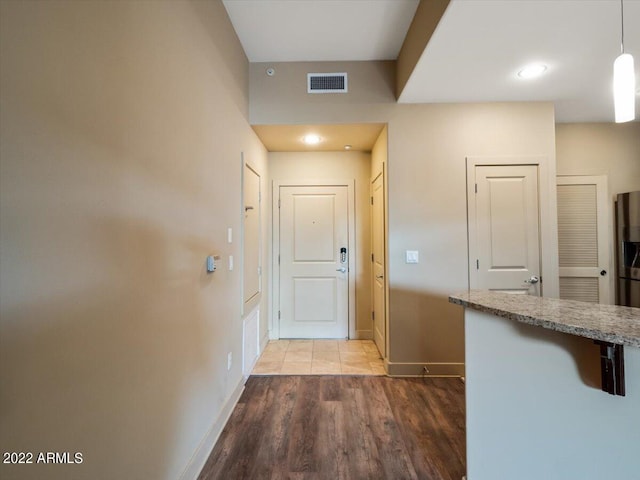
466, 156, 559, 297
370, 164, 387, 358
241, 160, 262, 316
271, 179, 356, 339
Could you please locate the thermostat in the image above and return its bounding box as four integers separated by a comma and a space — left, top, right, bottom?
206, 255, 220, 273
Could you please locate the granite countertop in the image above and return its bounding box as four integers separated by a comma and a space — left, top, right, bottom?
449, 290, 640, 348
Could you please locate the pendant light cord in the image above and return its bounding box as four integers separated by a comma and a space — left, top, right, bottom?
621, 0, 625, 54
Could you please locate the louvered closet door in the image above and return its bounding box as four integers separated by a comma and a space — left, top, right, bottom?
557, 176, 610, 304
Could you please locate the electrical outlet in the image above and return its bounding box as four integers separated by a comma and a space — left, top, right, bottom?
227, 352, 232, 371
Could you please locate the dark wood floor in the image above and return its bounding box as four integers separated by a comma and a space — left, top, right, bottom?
198, 375, 465, 480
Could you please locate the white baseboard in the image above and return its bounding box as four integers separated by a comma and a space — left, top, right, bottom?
243, 331, 270, 383
242, 306, 260, 379
179, 378, 245, 480
354, 329, 373, 340
385, 360, 465, 377
259, 331, 269, 353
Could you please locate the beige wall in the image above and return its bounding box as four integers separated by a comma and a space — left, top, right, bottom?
268, 151, 373, 338
371, 125, 388, 178
386, 103, 557, 373
250, 61, 397, 125
396, 0, 450, 98
556, 123, 640, 198
0, 1, 267, 479
555, 122, 640, 305
250, 60, 558, 374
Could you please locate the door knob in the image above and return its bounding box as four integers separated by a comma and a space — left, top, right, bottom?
376, 275, 384, 279
600, 270, 607, 276
336, 267, 347, 273
524, 275, 539, 285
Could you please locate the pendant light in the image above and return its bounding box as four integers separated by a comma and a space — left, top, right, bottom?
614, 0, 636, 123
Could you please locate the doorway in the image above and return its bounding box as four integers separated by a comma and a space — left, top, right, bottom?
264, 126, 388, 344
273, 181, 355, 338
243, 163, 261, 307
371, 167, 386, 356
467, 161, 543, 294
556, 175, 612, 304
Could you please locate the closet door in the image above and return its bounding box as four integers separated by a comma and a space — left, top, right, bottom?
557, 176, 611, 304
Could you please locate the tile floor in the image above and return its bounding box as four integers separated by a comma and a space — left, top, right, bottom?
252, 339, 386, 375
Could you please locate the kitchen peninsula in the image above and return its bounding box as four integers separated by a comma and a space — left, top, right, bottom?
450, 290, 640, 480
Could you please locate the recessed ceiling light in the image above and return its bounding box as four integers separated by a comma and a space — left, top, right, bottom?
344, 145, 352, 150
517, 63, 547, 79
303, 134, 321, 145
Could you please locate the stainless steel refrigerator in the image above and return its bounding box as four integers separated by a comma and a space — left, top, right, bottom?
617, 191, 640, 307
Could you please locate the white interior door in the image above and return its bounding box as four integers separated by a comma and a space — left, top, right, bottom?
243, 164, 261, 306
371, 170, 386, 357
279, 185, 349, 338
557, 176, 611, 304
472, 165, 541, 295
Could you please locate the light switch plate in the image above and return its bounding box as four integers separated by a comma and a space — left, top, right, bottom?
406, 250, 419, 264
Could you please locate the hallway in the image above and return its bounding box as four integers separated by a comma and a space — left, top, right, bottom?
252, 340, 386, 376
198, 375, 465, 480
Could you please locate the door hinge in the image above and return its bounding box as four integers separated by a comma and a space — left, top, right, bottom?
539, 276, 543, 284
372, 311, 375, 320
278, 311, 281, 319
278, 198, 281, 208
371, 196, 374, 205
278, 254, 280, 265
475, 183, 478, 194
371, 253, 374, 262
476, 259, 479, 270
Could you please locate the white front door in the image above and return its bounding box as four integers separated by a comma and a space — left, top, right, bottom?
278, 185, 349, 338
557, 175, 611, 304
371, 170, 386, 356
471, 165, 541, 295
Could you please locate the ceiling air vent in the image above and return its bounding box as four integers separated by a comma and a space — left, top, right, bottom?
307, 72, 348, 94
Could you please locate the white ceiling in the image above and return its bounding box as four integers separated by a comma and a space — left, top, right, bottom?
223, 0, 640, 123
222, 0, 419, 62
252, 123, 385, 152
400, 0, 640, 123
